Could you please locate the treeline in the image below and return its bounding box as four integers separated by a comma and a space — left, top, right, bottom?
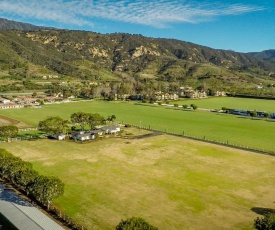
0, 148, 64, 210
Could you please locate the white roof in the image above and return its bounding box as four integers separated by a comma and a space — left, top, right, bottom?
0, 183, 64, 230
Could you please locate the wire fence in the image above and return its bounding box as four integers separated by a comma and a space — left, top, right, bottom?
122, 122, 275, 157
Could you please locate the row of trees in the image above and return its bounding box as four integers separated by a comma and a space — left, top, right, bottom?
0, 148, 64, 210
38, 112, 116, 136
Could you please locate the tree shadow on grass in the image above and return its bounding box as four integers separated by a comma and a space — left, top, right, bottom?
251, 207, 275, 215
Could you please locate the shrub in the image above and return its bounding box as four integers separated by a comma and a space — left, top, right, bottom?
254, 214, 275, 230
116, 217, 158, 230
190, 104, 198, 110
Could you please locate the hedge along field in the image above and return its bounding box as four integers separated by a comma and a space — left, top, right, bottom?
1, 99, 275, 152
1, 133, 275, 229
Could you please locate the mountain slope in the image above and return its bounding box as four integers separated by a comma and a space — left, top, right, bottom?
0, 18, 51, 31
249, 49, 275, 61
0, 19, 274, 87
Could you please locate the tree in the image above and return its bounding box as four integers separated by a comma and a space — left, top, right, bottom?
250, 110, 257, 119
32, 92, 37, 97
87, 113, 105, 129
0, 125, 18, 142
38, 116, 69, 135
264, 112, 270, 119
254, 214, 275, 230
116, 217, 158, 230
29, 175, 64, 210
107, 114, 116, 123
71, 112, 89, 130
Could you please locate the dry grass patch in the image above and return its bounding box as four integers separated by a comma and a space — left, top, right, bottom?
1, 132, 275, 230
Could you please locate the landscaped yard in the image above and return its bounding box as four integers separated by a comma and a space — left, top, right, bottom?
1, 129, 275, 229
1, 98, 275, 152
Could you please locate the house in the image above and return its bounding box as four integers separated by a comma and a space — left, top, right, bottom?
0, 98, 11, 104
49, 134, 66, 140
178, 87, 207, 99
71, 131, 95, 141
100, 125, 120, 134
91, 130, 103, 136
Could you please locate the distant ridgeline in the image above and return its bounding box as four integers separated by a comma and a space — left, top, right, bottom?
0, 18, 275, 97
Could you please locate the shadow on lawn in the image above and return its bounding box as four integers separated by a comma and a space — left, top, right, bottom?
251, 207, 275, 215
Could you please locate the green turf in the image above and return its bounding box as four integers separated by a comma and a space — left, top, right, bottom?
1, 99, 275, 152
2, 133, 275, 230
177, 96, 275, 111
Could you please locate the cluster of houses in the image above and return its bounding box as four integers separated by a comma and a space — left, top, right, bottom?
42, 75, 59, 80
121, 87, 225, 101
0, 95, 72, 110
51, 125, 121, 141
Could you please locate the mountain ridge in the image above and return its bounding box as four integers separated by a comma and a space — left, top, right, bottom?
0, 17, 275, 90
0, 18, 53, 31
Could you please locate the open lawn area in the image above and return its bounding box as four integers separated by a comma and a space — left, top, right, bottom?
1, 129, 275, 230
1, 99, 275, 152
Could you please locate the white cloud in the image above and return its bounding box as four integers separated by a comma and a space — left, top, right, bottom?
0, 0, 264, 28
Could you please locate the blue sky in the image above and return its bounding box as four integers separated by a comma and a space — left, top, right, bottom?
0, 0, 274, 52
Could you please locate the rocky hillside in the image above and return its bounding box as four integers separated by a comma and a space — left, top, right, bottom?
0, 19, 274, 87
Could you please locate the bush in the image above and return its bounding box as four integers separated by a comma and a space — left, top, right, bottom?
116, 217, 158, 230
190, 104, 198, 110
254, 214, 275, 230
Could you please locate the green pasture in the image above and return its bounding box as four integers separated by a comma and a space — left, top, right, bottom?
177, 96, 275, 111
2, 133, 275, 229
1, 98, 275, 152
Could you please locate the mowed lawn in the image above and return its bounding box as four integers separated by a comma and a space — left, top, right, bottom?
2, 130, 275, 230
1, 99, 275, 152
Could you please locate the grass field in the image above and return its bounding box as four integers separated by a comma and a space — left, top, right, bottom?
2, 129, 275, 229
1, 98, 275, 152
177, 97, 275, 111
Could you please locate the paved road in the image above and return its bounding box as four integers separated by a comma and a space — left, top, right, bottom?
0, 183, 64, 230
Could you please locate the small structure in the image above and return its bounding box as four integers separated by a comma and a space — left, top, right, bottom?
0, 98, 11, 104
91, 129, 103, 136
50, 134, 66, 140
71, 131, 95, 141
100, 125, 121, 134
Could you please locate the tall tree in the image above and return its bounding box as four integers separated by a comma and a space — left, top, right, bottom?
38, 116, 69, 135
71, 112, 89, 130
107, 114, 116, 123
0, 125, 18, 142
29, 175, 64, 210
87, 113, 105, 129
